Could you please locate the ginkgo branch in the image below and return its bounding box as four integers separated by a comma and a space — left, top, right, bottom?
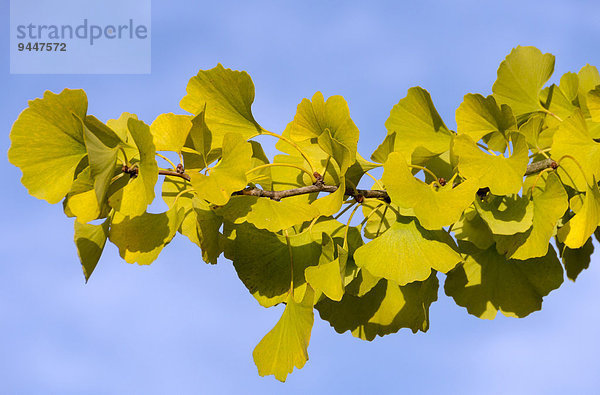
156, 158, 556, 202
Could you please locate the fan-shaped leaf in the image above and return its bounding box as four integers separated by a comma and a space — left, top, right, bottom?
551, 110, 600, 191
354, 217, 462, 285
253, 289, 314, 382
316, 273, 438, 341
384, 87, 452, 163
383, 152, 478, 229
109, 207, 185, 265
557, 180, 600, 249
190, 133, 252, 206
224, 223, 321, 307
454, 133, 528, 195
305, 234, 347, 301
74, 219, 109, 282
108, 119, 159, 216
288, 92, 359, 174
180, 64, 262, 143
495, 173, 568, 259
445, 244, 563, 319
8, 89, 88, 203
475, 194, 534, 235
456, 94, 516, 142
492, 46, 555, 116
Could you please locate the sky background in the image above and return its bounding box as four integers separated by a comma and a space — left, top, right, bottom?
2, 0, 600, 393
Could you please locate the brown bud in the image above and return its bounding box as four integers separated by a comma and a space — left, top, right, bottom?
550, 161, 558, 169
176, 163, 185, 174
355, 195, 364, 204
438, 177, 447, 186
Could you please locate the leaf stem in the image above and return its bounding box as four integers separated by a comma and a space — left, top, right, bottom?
364, 171, 384, 189
343, 204, 362, 250
253, 129, 317, 175
542, 108, 563, 122
245, 163, 315, 182
156, 153, 177, 169
406, 164, 440, 185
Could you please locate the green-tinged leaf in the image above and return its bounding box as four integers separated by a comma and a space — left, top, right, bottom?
518, 114, 547, 149
305, 234, 347, 301
253, 289, 314, 382
162, 177, 222, 264
551, 110, 600, 191
495, 173, 568, 259
224, 223, 321, 307
361, 199, 397, 239
310, 179, 345, 217
74, 219, 109, 282
577, 65, 600, 115
345, 153, 380, 188
82, 117, 121, 206
8, 89, 88, 203
453, 206, 494, 250
492, 46, 555, 116
216, 195, 319, 232
180, 64, 261, 143
546, 72, 579, 121
475, 194, 534, 235
190, 133, 252, 206
288, 92, 359, 174
63, 167, 102, 224
108, 119, 159, 216
105, 112, 140, 160
557, 237, 593, 281
247, 141, 272, 190
182, 109, 215, 170
454, 133, 528, 195
445, 244, 563, 319
456, 94, 516, 142
345, 268, 381, 297
588, 88, 600, 123
383, 152, 478, 229
384, 87, 452, 162
316, 273, 438, 341
109, 207, 185, 265
354, 217, 462, 285
557, 181, 600, 249
371, 132, 395, 163
150, 113, 192, 152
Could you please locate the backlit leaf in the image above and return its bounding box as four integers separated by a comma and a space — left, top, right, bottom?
224, 223, 321, 307
305, 234, 347, 301
551, 110, 600, 191
150, 113, 192, 152
108, 119, 159, 216
316, 273, 438, 341
492, 46, 555, 116
180, 64, 262, 143
557, 180, 600, 249
384, 87, 452, 163
383, 152, 478, 229
454, 133, 528, 195
495, 173, 568, 259
456, 94, 516, 142
109, 207, 185, 265
74, 219, 109, 282
354, 217, 462, 285
288, 92, 359, 174
8, 89, 88, 203
445, 244, 563, 319
475, 194, 534, 235
253, 289, 314, 382
190, 133, 252, 206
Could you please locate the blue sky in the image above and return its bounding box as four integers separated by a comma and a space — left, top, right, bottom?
2, 0, 600, 393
